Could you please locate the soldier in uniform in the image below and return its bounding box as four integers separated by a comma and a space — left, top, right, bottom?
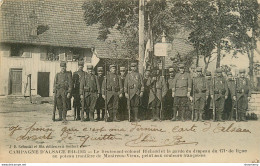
235, 69, 251, 121
171, 63, 192, 121
140, 67, 151, 120
72, 61, 85, 120
53, 61, 73, 122
102, 64, 121, 122
205, 71, 213, 120
147, 67, 167, 121
192, 67, 209, 122
123, 62, 144, 122
165, 67, 175, 120
226, 71, 236, 120
96, 67, 105, 121
211, 68, 228, 122
118, 66, 127, 121
80, 65, 100, 122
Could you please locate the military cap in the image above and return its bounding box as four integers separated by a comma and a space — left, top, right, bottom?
87, 65, 93, 69
78, 61, 84, 66
206, 71, 211, 76
178, 63, 185, 68
97, 67, 103, 71
130, 62, 138, 67
60, 61, 66, 67
120, 66, 126, 71
196, 67, 202, 72
239, 69, 246, 73
146, 66, 152, 71
215, 68, 222, 73
227, 71, 232, 76
109, 64, 116, 68
169, 67, 174, 72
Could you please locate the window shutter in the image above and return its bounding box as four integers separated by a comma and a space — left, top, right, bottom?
59, 53, 66, 61
40, 52, 47, 60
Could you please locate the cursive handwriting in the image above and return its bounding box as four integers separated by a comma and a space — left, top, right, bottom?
213, 123, 251, 133
125, 133, 198, 147
80, 134, 122, 148
129, 122, 166, 132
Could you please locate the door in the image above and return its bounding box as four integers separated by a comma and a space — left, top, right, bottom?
10, 69, 22, 95
37, 72, 50, 97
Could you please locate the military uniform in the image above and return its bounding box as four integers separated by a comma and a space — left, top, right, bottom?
72, 61, 85, 120
80, 65, 100, 122
205, 71, 213, 120
53, 62, 73, 122
147, 68, 167, 121
102, 64, 121, 122
226, 72, 236, 120
96, 67, 105, 121
211, 68, 228, 121
124, 63, 144, 122
170, 64, 192, 121
192, 67, 209, 121
165, 67, 175, 120
118, 66, 127, 120
140, 67, 151, 120
236, 69, 251, 121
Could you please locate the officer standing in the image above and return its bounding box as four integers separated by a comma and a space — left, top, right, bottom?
53, 61, 73, 122
211, 68, 228, 122
166, 67, 175, 120
171, 63, 192, 121
72, 61, 85, 120
140, 67, 151, 120
192, 67, 209, 122
205, 71, 213, 120
147, 67, 167, 121
124, 62, 144, 122
96, 67, 105, 121
226, 71, 236, 121
80, 65, 100, 122
102, 64, 121, 122
118, 66, 127, 121
235, 69, 251, 121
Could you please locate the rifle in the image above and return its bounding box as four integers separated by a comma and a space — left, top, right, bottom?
52, 90, 57, 121
212, 76, 216, 121
127, 60, 131, 122
104, 62, 109, 122
191, 78, 195, 121
235, 77, 238, 121
81, 73, 85, 121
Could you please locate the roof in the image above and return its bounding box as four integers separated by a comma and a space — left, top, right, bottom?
0, 0, 127, 58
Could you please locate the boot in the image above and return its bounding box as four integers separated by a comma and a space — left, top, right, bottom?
96, 109, 101, 121
62, 110, 67, 122
134, 108, 140, 122
193, 112, 198, 122
218, 113, 224, 122
241, 113, 247, 122
198, 113, 204, 122
171, 109, 177, 121
113, 112, 120, 122
181, 109, 185, 122
151, 109, 157, 121
101, 109, 105, 121
80, 109, 85, 122
89, 111, 97, 122
57, 109, 62, 121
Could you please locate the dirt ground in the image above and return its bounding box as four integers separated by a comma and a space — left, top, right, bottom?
0, 97, 259, 163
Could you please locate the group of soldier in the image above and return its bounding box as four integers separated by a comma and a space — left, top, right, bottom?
52, 61, 251, 123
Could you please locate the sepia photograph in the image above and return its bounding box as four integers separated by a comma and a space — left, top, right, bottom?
0, 0, 260, 164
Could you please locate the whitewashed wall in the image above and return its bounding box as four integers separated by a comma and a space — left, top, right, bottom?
0, 45, 93, 96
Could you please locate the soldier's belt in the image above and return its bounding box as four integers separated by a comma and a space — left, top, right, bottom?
176, 86, 187, 88
195, 89, 206, 93
214, 90, 226, 94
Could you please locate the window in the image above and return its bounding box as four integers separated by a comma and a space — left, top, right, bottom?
10, 45, 32, 58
